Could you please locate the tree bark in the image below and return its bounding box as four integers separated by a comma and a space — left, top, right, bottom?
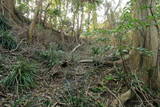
0, 0, 23, 26
28, 0, 43, 42
76, 5, 84, 43
130, 0, 160, 88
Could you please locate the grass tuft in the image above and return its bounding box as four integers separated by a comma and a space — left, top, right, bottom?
0, 31, 17, 50
1, 59, 37, 91
36, 44, 65, 67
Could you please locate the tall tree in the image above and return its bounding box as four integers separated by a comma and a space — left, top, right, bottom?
28, 0, 43, 42
130, 0, 160, 88
111, 0, 160, 106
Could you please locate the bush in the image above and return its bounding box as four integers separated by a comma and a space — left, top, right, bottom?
37, 44, 65, 67
59, 89, 101, 107
0, 31, 17, 50
0, 15, 11, 31
91, 45, 113, 56
12, 95, 53, 107
1, 59, 37, 91
0, 54, 6, 72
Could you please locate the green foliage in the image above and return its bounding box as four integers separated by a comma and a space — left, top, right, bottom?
91, 45, 113, 55
62, 18, 72, 26
48, 8, 61, 16
12, 95, 53, 107
0, 54, 2, 64
16, 2, 29, 14
37, 44, 65, 67
104, 72, 126, 82
0, 15, 14, 51
1, 59, 37, 91
136, 47, 154, 56
0, 31, 17, 50
114, 45, 130, 56
82, 29, 114, 37
90, 86, 106, 93
84, 0, 102, 11
0, 15, 11, 31
96, 37, 110, 42
0, 54, 6, 72
59, 89, 100, 107
36, 23, 45, 30
91, 47, 101, 55
104, 75, 116, 81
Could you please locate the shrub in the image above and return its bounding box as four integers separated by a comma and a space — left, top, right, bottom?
1, 59, 37, 91
0, 54, 5, 72
59, 89, 100, 107
37, 44, 65, 67
0, 31, 17, 50
91, 45, 113, 56
12, 95, 53, 107
0, 15, 11, 31
91, 47, 101, 55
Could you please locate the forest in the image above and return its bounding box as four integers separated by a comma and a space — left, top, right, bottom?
0, 0, 160, 106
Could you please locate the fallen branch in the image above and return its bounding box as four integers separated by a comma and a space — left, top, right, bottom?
78, 59, 94, 63
71, 44, 81, 53
10, 39, 25, 52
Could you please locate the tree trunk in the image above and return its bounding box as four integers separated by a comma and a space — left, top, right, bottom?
77, 6, 84, 42
28, 0, 43, 42
87, 11, 91, 32
130, 0, 160, 88
0, 0, 22, 26
92, 10, 97, 30
72, 11, 76, 37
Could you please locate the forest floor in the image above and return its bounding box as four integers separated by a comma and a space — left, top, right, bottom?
0, 29, 136, 107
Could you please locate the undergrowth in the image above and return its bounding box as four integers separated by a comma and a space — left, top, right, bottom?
36, 44, 66, 67
0, 15, 11, 31
0, 14, 17, 50
0, 31, 17, 50
1, 59, 37, 91
12, 95, 53, 107
57, 88, 103, 107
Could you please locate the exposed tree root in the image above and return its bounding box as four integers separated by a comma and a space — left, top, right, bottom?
111, 89, 132, 107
